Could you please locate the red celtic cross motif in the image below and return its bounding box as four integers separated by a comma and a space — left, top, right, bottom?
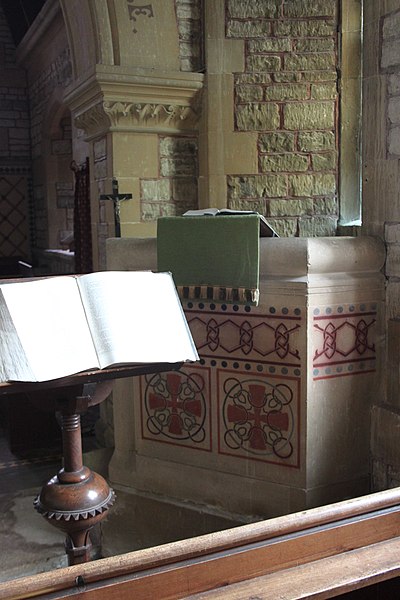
223, 379, 294, 459
144, 371, 206, 443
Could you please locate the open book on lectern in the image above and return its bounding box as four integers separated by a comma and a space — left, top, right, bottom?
0, 271, 199, 383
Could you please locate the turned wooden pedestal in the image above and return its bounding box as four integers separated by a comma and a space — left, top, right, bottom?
32, 381, 116, 564
0, 363, 181, 566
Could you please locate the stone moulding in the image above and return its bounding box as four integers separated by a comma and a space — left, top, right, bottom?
104, 100, 199, 128
65, 67, 204, 138
74, 100, 200, 137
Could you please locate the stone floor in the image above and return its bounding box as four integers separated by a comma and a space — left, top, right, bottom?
0, 424, 241, 586
0, 429, 68, 583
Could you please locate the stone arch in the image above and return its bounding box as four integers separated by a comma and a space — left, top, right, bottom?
59, 0, 181, 79
41, 89, 74, 251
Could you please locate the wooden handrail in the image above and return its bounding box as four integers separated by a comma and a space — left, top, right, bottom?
1, 487, 400, 599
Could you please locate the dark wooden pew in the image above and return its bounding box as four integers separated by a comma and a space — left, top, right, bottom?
1, 488, 400, 599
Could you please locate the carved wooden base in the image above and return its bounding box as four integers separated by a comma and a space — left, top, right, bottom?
34, 466, 115, 564
33, 385, 115, 565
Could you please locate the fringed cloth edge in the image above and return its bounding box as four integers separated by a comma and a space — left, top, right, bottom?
177, 284, 259, 305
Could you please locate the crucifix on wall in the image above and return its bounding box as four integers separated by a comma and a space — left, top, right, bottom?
100, 178, 132, 238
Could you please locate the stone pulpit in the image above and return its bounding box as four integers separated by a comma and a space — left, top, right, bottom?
107, 231, 385, 519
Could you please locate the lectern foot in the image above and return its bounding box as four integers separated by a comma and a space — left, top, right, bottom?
34, 470, 115, 565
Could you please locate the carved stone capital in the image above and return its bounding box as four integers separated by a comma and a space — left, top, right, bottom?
65, 66, 204, 139
74, 99, 200, 138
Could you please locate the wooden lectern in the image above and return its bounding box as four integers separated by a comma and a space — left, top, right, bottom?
0, 362, 182, 566
0, 270, 197, 567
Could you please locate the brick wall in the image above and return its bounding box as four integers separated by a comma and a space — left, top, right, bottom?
0, 3, 30, 164
0, 3, 32, 261
30, 48, 72, 160
226, 0, 339, 236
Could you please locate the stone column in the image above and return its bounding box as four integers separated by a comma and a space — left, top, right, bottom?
199, 0, 258, 208
60, 0, 203, 268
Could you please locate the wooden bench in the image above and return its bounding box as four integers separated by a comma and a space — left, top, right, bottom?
1, 488, 400, 599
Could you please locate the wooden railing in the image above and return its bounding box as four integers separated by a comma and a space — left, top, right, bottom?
1, 488, 400, 599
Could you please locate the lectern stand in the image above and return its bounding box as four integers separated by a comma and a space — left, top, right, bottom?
0, 363, 181, 566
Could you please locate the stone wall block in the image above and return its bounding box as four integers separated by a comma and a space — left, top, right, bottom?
385, 243, 400, 277
227, 0, 281, 19
289, 173, 336, 196
274, 20, 335, 37
312, 151, 337, 170
264, 83, 308, 101
160, 156, 197, 177
236, 85, 263, 102
298, 215, 337, 236
311, 82, 337, 100
266, 198, 313, 217
141, 201, 178, 220
236, 103, 280, 131
246, 55, 282, 72
382, 10, 400, 40
51, 140, 72, 155
236, 73, 272, 85
385, 222, 400, 243
94, 160, 107, 180
388, 73, 400, 96
284, 53, 335, 71
141, 179, 172, 202
226, 20, 271, 38
298, 131, 336, 151
227, 174, 287, 199
172, 177, 198, 202
9, 128, 29, 140
249, 39, 291, 53
260, 153, 309, 173
388, 126, 400, 156
265, 217, 297, 236
284, 102, 335, 130
176, 2, 200, 19
284, 0, 337, 18
160, 136, 198, 156
259, 132, 296, 152
273, 72, 302, 83
387, 281, 400, 321
94, 138, 107, 161
388, 96, 400, 124
313, 197, 338, 214
227, 197, 266, 213
299, 71, 337, 82
295, 38, 335, 52
381, 38, 400, 70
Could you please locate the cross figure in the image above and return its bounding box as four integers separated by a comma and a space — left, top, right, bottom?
100, 178, 132, 237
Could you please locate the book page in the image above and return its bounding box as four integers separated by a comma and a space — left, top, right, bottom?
0, 290, 36, 382
0, 277, 99, 381
76, 271, 199, 368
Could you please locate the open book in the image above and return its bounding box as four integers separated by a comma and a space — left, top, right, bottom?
183, 208, 279, 238
0, 271, 199, 383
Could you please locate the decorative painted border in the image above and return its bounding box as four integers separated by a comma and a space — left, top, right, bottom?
313, 303, 378, 380
184, 302, 302, 367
